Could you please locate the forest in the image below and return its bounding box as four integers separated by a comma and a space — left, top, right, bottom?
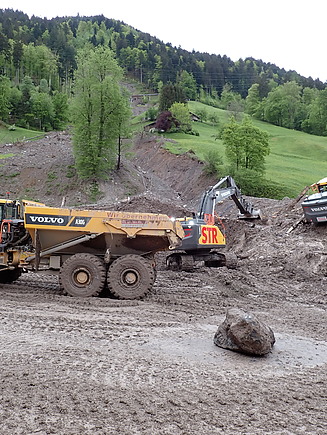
0, 8, 327, 136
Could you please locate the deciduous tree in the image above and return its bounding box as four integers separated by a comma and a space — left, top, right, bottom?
176, 70, 197, 100
264, 81, 302, 129
71, 45, 130, 178
221, 116, 269, 173
0, 75, 11, 121
169, 102, 191, 132
30, 92, 54, 131
155, 111, 179, 132
302, 88, 327, 136
220, 83, 242, 110
245, 83, 261, 117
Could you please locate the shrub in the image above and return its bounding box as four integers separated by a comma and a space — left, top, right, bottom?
144, 106, 158, 121
231, 169, 291, 199
155, 111, 179, 132
203, 150, 224, 175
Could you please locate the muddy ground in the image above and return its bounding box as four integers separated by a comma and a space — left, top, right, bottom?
0, 126, 326, 434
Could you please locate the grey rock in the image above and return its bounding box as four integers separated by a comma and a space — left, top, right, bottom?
214, 308, 275, 356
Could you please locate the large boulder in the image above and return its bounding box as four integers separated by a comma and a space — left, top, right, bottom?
214, 308, 275, 356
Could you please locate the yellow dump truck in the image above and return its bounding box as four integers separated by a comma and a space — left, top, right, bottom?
0, 199, 183, 299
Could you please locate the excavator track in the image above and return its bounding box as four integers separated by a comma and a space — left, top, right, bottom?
166, 250, 237, 271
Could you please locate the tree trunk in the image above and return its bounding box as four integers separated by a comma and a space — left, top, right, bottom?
116, 135, 121, 170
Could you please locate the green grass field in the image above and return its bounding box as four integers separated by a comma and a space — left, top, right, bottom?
162, 101, 327, 197
0, 126, 45, 146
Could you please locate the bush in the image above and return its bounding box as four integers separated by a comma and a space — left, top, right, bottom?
155, 111, 179, 132
144, 106, 158, 121
196, 108, 208, 122
169, 102, 191, 133
203, 150, 224, 175
186, 129, 199, 136
231, 169, 291, 199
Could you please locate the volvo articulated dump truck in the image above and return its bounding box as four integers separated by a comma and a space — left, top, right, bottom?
0, 199, 184, 299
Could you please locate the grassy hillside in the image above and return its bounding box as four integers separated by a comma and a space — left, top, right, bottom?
161, 101, 327, 198
0, 125, 45, 145
1, 102, 326, 199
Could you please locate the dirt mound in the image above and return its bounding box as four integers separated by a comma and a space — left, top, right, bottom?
132, 133, 218, 206
1, 130, 80, 205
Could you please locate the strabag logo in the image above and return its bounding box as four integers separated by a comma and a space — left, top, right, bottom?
25, 214, 70, 226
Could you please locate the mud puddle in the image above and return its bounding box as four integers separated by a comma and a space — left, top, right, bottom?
142, 324, 327, 372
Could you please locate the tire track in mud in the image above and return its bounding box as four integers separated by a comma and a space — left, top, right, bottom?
0, 269, 326, 434
0, 287, 326, 435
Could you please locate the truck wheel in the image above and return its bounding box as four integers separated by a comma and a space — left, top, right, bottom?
107, 255, 155, 300
59, 253, 106, 297
0, 268, 22, 283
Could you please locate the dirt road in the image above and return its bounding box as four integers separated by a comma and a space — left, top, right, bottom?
0, 252, 326, 435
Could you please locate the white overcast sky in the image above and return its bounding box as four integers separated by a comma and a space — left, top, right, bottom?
1, 0, 326, 82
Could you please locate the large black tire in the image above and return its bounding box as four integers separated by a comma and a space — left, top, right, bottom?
0, 268, 22, 284
107, 255, 155, 300
59, 253, 106, 297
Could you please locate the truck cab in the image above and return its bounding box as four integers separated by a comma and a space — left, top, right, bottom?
0, 200, 25, 249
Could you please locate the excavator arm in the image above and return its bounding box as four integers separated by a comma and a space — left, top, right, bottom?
197, 176, 261, 221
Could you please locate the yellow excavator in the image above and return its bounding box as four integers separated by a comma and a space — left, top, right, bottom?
302, 177, 327, 224
0, 198, 184, 299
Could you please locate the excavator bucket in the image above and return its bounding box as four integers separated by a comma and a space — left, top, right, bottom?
238, 207, 262, 220
231, 195, 262, 219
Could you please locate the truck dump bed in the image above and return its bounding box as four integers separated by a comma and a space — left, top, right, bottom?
23, 203, 184, 260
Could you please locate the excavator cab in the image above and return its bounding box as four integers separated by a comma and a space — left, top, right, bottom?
317, 178, 327, 193
0, 200, 21, 220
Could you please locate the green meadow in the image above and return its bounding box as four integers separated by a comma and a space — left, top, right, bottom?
162, 101, 327, 198
0, 126, 45, 147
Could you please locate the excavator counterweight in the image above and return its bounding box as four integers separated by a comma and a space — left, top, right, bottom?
302, 177, 327, 224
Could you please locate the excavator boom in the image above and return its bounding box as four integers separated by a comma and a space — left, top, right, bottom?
198, 176, 261, 221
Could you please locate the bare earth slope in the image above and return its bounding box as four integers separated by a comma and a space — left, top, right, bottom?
0, 129, 326, 434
